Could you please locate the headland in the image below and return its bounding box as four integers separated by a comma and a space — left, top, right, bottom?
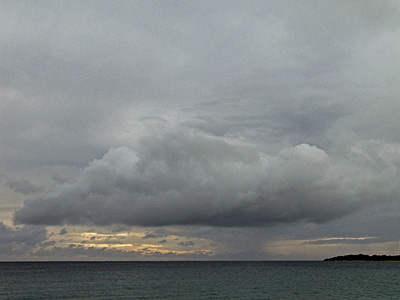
324, 254, 400, 261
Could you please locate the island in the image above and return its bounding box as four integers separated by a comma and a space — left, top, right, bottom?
324, 254, 400, 261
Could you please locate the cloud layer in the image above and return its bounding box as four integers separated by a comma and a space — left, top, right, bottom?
15, 125, 400, 227
0, 222, 47, 255
1, 1, 400, 259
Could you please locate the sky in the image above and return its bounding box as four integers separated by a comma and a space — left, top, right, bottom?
1, 0, 400, 261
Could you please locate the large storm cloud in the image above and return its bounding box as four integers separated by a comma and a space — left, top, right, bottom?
2, 1, 400, 259
15, 125, 400, 227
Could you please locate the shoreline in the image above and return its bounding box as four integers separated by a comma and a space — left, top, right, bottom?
324, 254, 400, 261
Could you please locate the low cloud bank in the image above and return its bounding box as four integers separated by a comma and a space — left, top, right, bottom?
15, 127, 400, 227
0, 222, 47, 255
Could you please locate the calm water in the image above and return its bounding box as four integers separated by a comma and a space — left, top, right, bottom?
0, 261, 399, 299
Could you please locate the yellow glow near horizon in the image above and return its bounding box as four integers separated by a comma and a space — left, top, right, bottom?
141, 244, 164, 248
80, 232, 141, 237
69, 243, 134, 248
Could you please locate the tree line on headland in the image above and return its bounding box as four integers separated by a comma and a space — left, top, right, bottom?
324, 254, 400, 261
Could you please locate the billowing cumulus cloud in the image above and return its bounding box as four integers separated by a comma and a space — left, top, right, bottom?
1, 1, 400, 259
15, 125, 400, 227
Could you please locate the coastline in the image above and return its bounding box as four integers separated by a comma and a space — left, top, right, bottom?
324, 254, 400, 261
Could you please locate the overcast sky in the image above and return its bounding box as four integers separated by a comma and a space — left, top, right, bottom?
1, 0, 400, 260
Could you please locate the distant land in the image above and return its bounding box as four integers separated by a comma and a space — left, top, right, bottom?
324, 254, 400, 261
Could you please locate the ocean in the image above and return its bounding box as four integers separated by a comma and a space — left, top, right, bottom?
0, 261, 399, 299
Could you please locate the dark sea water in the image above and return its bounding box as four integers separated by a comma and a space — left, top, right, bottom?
0, 261, 399, 299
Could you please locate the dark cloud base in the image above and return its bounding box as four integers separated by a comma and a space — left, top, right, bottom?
0, 222, 47, 256
1, 1, 400, 260
14, 126, 399, 228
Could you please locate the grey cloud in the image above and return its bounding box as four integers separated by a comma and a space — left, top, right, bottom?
59, 228, 68, 235
41, 240, 56, 247
31, 245, 213, 261
143, 229, 169, 239
51, 174, 72, 185
268, 102, 349, 148
14, 125, 400, 227
1, 1, 399, 170
200, 99, 349, 150
304, 237, 386, 245
108, 224, 131, 233
4, 179, 45, 195
0, 206, 20, 213
0, 222, 47, 245
1, 1, 400, 260
31, 245, 142, 261
0, 222, 47, 255
179, 241, 195, 247
143, 233, 160, 239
